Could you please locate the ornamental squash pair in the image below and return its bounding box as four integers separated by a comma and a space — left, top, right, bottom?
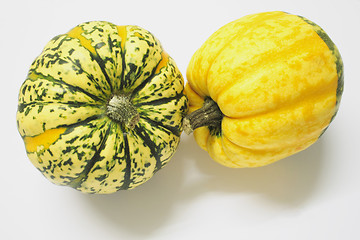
17, 11, 343, 193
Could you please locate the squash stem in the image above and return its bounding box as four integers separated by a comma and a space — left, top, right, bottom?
183, 97, 223, 135
106, 94, 139, 130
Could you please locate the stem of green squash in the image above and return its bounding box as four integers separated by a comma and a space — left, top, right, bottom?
183, 97, 223, 135
106, 94, 139, 130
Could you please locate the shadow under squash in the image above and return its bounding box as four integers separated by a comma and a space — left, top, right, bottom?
81, 137, 189, 237
183, 134, 325, 207
82, 134, 324, 235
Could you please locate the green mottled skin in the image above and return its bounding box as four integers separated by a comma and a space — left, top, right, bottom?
298, 15, 344, 114
17, 21, 188, 194
297, 14, 344, 136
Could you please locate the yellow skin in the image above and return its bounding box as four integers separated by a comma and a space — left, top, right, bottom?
17, 22, 187, 193
185, 11, 343, 168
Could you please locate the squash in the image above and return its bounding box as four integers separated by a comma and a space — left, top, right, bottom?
183, 11, 343, 168
17, 21, 188, 193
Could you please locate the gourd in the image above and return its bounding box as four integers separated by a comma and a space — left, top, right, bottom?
17, 21, 188, 193
183, 11, 343, 168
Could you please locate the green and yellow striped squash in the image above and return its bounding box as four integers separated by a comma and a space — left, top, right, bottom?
17, 21, 188, 194
184, 11, 343, 168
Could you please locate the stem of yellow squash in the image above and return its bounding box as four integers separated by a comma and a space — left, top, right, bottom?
183, 97, 223, 135
106, 94, 140, 130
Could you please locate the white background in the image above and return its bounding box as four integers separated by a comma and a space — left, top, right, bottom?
2, 0, 360, 239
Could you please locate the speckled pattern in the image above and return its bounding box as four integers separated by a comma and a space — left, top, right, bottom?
17, 21, 188, 193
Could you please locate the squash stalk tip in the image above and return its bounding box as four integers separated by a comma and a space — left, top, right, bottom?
183, 97, 223, 135
106, 94, 140, 130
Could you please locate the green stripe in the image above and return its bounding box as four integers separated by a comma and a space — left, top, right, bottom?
141, 116, 181, 137
35, 118, 109, 183
129, 51, 165, 97
28, 70, 105, 103
57, 114, 104, 132
133, 125, 162, 172
297, 15, 344, 137
68, 122, 112, 190
119, 32, 127, 92
297, 15, 344, 107
134, 93, 184, 107
65, 23, 114, 94
90, 54, 114, 94
32, 35, 111, 100
64, 56, 110, 98
119, 131, 132, 190
17, 101, 102, 114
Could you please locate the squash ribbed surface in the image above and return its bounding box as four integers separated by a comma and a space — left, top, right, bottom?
185, 11, 343, 168
17, 21, 188, 193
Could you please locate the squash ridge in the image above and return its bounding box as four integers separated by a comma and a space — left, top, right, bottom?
140, 116, 181, 137
133, 125, 162, 172
204, 12, 283, 100
27, 70, 105, 103
129, 50, 167, 98
119, 130, 132, 190
68, 122, 112, 191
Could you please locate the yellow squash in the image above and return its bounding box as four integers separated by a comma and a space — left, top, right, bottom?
184, 11, 344, 168
17, 21, 188, 193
